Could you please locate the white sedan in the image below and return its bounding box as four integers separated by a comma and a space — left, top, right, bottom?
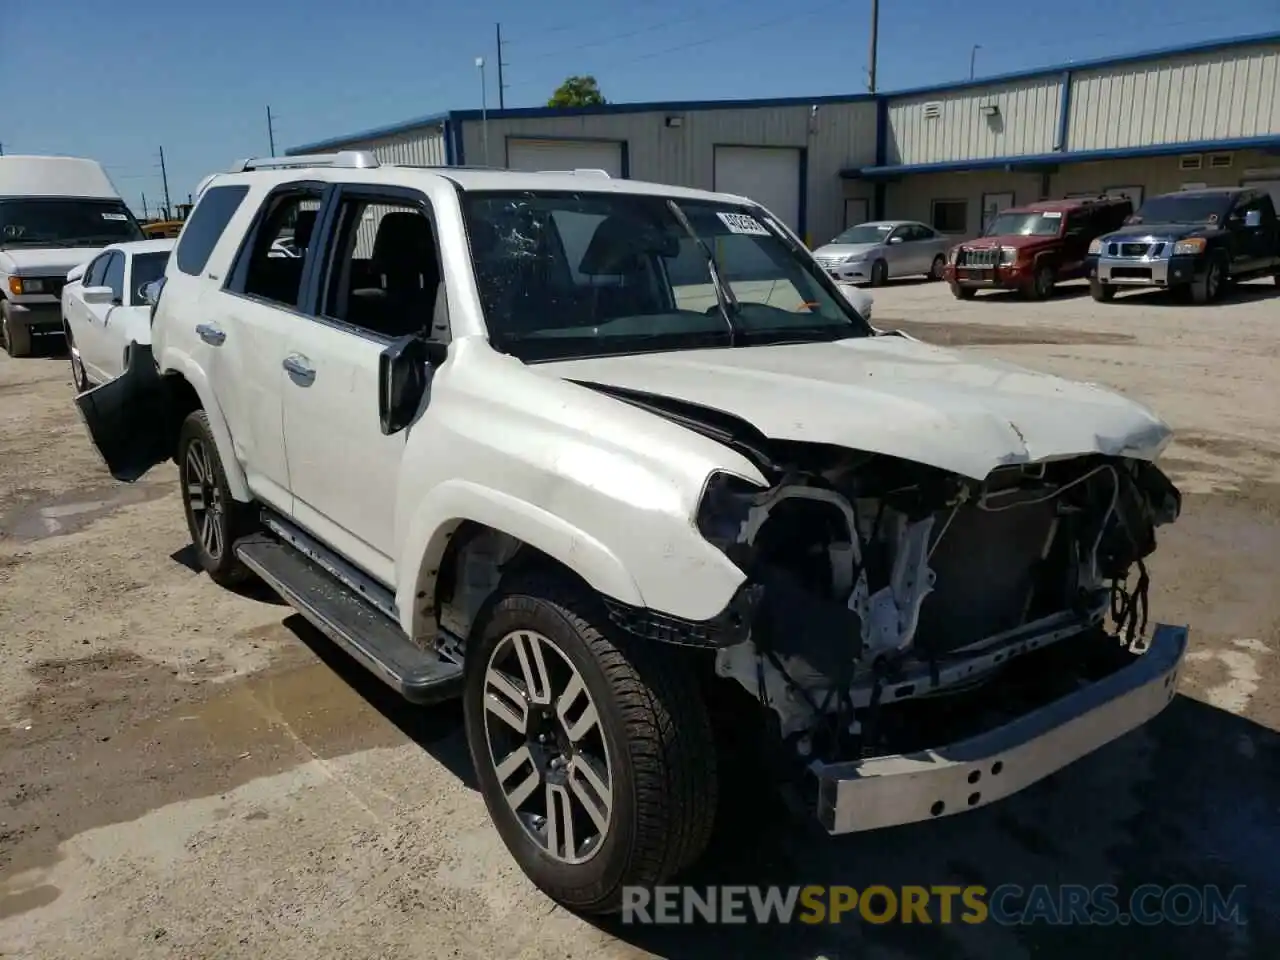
62, 238, 174, 390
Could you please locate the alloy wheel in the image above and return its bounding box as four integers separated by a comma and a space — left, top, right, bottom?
481, 628, 614, 865
183, 439, 225, 561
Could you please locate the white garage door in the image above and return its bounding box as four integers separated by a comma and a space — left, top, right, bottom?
713, 146, 802, 233
505, 138, 624, 176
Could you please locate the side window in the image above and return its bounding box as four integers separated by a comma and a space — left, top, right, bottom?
319, 194, 441, 340
237, 190, 324, 308
103, 252, 125, 303
1258, 194, 1277, 222
84, 253, 110, 287
176, 185, 250, 277
931, 200, 968, 234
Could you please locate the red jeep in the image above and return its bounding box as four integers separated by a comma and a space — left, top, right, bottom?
944, 197, 1133, 300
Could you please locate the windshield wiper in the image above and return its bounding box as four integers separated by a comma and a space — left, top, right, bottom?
665, 200, 740, 347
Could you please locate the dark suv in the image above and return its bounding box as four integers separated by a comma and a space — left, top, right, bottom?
945, 197, 1133, 300
1087, 187, 1280, 303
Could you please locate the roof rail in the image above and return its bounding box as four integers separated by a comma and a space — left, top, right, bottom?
230, 150, 381, 173
537, 168, 612, 178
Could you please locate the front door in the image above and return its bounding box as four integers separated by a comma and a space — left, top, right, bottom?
210, 183, 328, 514
72, 251, 117, 383
280, 185, 445, 587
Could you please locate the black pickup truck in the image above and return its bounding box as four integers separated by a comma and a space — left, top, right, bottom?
1086, 186, 1280, 303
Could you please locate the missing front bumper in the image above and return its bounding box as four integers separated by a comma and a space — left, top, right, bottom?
811, 622, 1188, 833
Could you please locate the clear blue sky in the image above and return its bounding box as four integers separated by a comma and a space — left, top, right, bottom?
4, 0, 1277, 217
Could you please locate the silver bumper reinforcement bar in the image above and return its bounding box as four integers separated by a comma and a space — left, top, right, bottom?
812, 623, 1189, 833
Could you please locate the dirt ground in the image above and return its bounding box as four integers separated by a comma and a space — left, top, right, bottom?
3, 277, 1280, 959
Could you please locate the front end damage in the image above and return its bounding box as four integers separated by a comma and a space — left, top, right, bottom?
686, 438, 1185, 832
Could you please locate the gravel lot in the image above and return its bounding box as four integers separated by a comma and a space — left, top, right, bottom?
3, 277, 1280, 959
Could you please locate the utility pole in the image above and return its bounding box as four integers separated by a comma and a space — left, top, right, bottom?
267, 105, 277, 155
476, 57, 490, 165
495, 23, 509, 109
970, 44, 981, 80
866, 0, 879, 93
142, 193, 149, 220
158, 146, 172, 220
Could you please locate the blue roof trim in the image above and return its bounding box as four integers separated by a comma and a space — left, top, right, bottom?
882, 30, 1280, 100
845, 135, 1280, 178
446, 92, 875, 124
287, 31, 1280, 155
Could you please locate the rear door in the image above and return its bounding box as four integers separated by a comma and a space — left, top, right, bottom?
214, 181, 330, 513
279, 183, 446, 586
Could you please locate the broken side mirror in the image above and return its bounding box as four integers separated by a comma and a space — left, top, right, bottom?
378, 335, 448, 436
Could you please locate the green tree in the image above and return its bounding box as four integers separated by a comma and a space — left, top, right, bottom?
548, 75, 607, 108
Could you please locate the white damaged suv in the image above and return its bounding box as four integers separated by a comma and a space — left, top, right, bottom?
76, 152, 1187, 914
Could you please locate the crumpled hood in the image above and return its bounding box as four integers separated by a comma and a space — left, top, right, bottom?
539, 337, 1171, 480
1, 245, 103, 276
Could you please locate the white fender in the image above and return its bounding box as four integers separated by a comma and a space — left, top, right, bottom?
394, 478, 645, 640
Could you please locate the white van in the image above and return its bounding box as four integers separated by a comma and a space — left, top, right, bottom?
1, 156, 144, 357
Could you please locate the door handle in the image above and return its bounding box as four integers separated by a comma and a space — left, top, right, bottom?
196, 323, 226, 346
282, 354, 316, 384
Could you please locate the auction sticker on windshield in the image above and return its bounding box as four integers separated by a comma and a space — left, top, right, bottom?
1042, 211, 1062, 219
102, 213, 129, 221
717, 212, 770, 236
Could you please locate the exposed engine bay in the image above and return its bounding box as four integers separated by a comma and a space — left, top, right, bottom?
694, 441, 1182, 761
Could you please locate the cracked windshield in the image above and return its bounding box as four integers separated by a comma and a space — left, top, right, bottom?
463, 191, 869, 359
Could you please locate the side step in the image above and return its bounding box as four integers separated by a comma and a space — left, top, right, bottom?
234, 533, 463, 704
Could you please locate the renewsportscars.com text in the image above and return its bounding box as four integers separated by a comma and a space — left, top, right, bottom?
621, 884, 1248, 927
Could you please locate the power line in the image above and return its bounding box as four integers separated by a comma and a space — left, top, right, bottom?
619, 1, 846, 66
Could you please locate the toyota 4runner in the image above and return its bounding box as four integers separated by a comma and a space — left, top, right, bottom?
74, 151, 1188, 915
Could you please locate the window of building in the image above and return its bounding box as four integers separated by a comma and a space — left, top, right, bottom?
931, 200, 968, 234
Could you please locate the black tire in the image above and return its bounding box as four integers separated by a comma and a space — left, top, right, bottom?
1089, 278, 1116, 302
1027, 264, 1056, 301
64, 323, 90, 392
929, 255, 946, 281
177, 410, 255, 586
1191, 255, 1225, 304
1, 301, 33, 358
869, 259, 889, 287
951, 284, 976, 300
463, 574, 718, 915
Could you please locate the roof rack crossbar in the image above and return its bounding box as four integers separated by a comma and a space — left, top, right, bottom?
231, 150, 381, 173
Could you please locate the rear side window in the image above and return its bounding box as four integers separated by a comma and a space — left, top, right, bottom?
176, 185, 250, 277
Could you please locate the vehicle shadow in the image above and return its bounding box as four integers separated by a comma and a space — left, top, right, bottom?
282, 613, 476, 789
1101, 280, 1280, 308
272, 617, 1280, 958
590, 693, 1280, 959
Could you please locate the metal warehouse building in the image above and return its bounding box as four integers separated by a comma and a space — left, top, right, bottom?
289, 31, 1280, 246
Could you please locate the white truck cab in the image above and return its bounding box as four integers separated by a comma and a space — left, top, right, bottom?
0, 155, 144, 356
74, 151, 1187, 916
